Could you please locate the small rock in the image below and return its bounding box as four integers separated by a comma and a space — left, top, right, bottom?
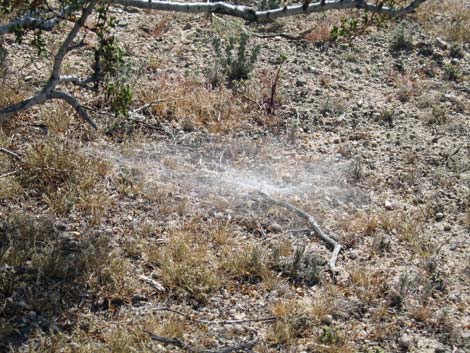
378, 235, 391, 250
296, 79, 307, 87
434, 346, 446, 353
270, 223, 282, 233
399, 334, 411, 350
443, 224, 451, 231
54, 222, 67, 231
321, 314, 333, 325
124, 6, 141, 13
435, 212, 444, 221
349, 250, 359, 260
385, 200, 395, 210
435, 37, 448, 50
227, 324, 245, 335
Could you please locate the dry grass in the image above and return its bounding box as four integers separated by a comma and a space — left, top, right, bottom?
417, 0, 470, 43
18, 137, 109, 216
146, 223, 221, 301
134, 74, 253, 133
268, 299, 312, 345
223, 243, 271, 283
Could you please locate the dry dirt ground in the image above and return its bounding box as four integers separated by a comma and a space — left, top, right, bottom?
0, 1, 469, 352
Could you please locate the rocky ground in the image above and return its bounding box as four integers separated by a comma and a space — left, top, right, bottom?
0, 1, 469, 352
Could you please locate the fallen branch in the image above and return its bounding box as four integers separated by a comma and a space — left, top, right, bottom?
49, 90, 97, 129
0, 148, 22, 161
57, 75, 96, 89
128, 98, 180, 116
0, 15, 62, 36
257, 191, 342, 272
146, 331, 257, 353
0, 170, 18, 178
113, 0, 428, 23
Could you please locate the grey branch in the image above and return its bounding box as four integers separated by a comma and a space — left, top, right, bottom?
48, 90, 97, 129
0, 147, 22, 161
150, 307, 275, 325
113, 0, 428, 22
58, 75, 96, 89
0, 16, 61, 36
0, 0, 99, 128
146, 331, 257, 353
257, 191, 342, 272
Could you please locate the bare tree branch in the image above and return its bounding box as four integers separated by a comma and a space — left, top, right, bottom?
58, 75, 96, 89
113, 0, 428, 22
48, 90, 97, 129
257, 191, 342, 272
0, 147, 22, 161
149, 307, 276, 325
0, 16, 62, 36
0, 0, 99, 128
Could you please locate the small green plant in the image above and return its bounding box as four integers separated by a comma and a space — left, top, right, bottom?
443, 63, 461, 81
330, 8, 391, 42
210, 31, 260, 86
257, 0, 281, 10
318, 325, 345, 346
425, 104, 448, 125
390, 21, 414, 51
331, 18, 359, 41
106, 81, 133, 117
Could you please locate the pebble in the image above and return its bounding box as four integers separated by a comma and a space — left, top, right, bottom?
379, 235, 391, 250
443, 224, 451, 231
321, 314, 333, 325
435, 212, 444, 221
54, 222, 67, 231
349, 250, 359, 260
399, 334, 411, 350
270, 223, 282, 233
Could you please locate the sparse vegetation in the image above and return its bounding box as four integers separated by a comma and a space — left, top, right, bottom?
1, 1, 468, 352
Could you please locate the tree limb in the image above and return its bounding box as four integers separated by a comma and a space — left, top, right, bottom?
48, 90, 97, 129
257, 191, 342, 272
112, 0, 428, 22
0, 0, 99, 128
0, 147, 22, 161
58, 75, 96, 89
0, 16, 62, 36
149, 307, 275, 325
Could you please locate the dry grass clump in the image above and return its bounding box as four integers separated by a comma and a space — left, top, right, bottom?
147, 225, 221, 301
223, 243, 271, 283
417, 0, 470, 43
135, 74, 253, 133
268, 299, 313, 345
349, 267, 389, 305
18, 138, 109, 216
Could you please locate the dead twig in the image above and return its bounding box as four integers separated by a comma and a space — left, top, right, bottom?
256, 191, 342, 272
150, 307, 275, 325
0, 148, 22, 161
0, 170, 18, 178
129, 98, 180, 117
145, 331, 257, 353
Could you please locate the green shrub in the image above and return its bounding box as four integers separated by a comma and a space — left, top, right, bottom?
257, 0, 281, 10
210, 31, 260, 86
